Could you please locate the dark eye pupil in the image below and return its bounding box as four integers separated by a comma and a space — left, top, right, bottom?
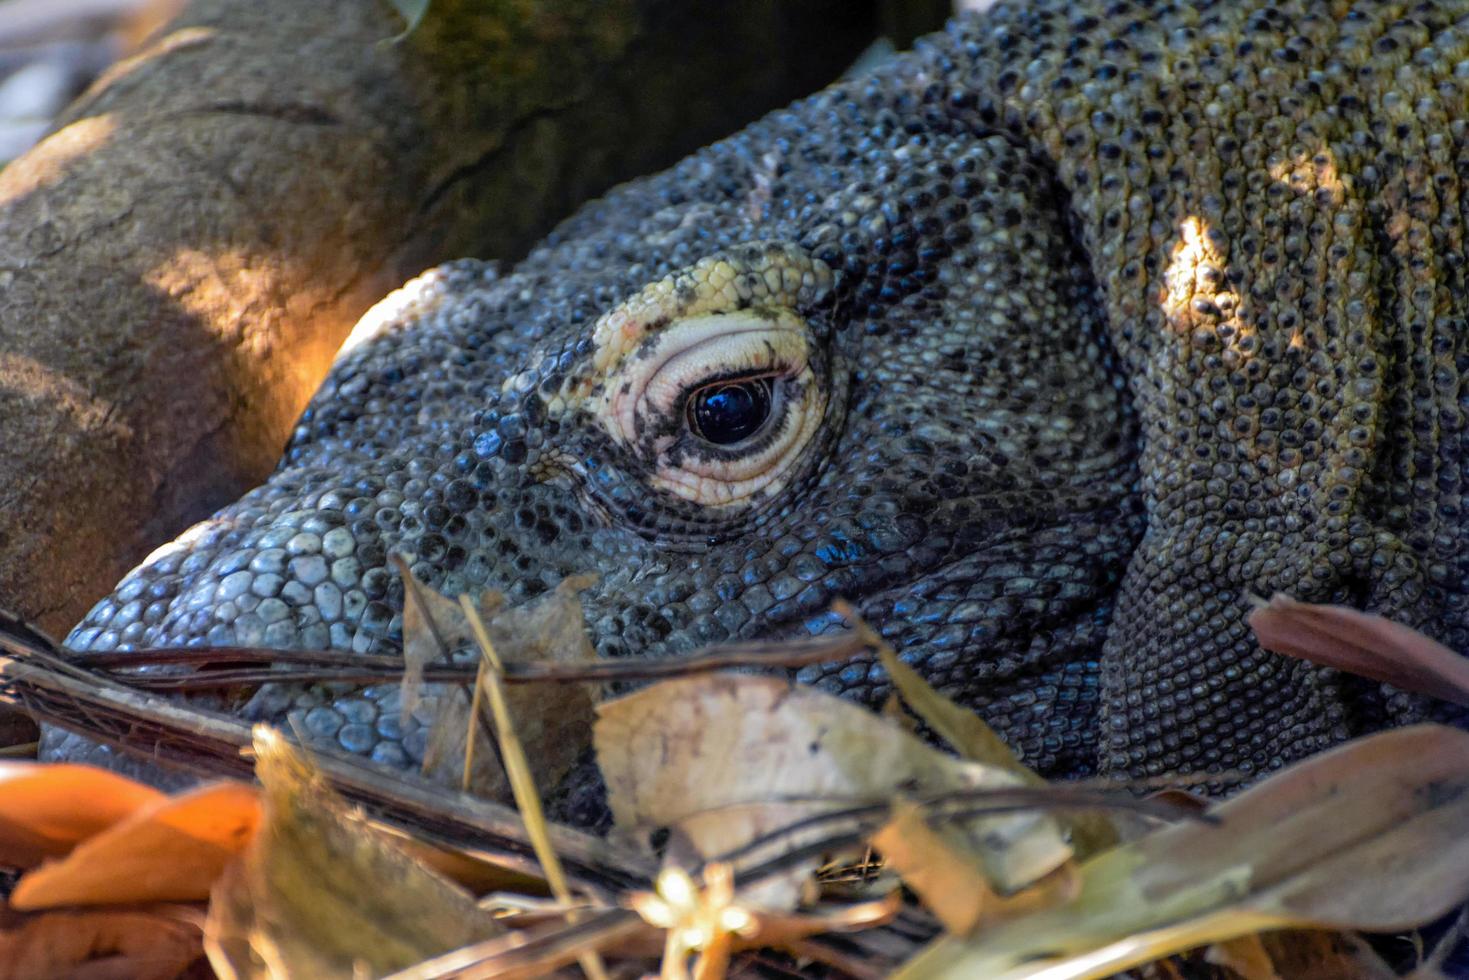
690, 379, 772, 445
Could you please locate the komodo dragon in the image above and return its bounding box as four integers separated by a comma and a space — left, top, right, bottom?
45, 0, 1469, 782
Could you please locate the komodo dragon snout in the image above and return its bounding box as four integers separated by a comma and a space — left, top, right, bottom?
54, 1, 1469, 781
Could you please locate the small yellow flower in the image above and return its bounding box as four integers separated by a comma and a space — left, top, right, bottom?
630, 863, 757, 979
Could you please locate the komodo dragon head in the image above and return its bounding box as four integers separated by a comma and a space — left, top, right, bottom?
55, 0, 1469, 780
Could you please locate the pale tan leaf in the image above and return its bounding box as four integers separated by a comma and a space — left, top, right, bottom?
0, 908, 201, 980
1249, 594, 1469, 706
11, 781, 259, 909
895, 724, 1469, 979
0, 762, 164, 868
204, 727, 502, 980
595, 674, 1070, 910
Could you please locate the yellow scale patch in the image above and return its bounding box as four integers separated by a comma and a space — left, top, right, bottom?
538, 243, 833, 422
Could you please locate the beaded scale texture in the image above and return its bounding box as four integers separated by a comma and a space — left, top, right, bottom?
54, 0, 1469, 783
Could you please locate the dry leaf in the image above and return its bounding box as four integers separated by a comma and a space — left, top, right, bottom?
0, 762, 165, 868
455, 595, 611, 980
1255, 930, 1398, 980
595, 674, 1070, 909
1249, 594, 1469, 706
731, 891, 902, 951
396, 561, 599, 799
207, 861, 264, 980
871, 800, 1079, 935
11, 781, 259, 909
875, 648, 1030, 778
1204, 934, 1281, 980
875, 645, 1118, 858
419, 687, 502, 791
394, 552, 505, 726
204, 728, 501, 980
0, 908, 202, 980
897, 724, 1469, 979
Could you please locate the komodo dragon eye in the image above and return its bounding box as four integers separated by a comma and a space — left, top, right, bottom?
603, 309, 823, 507
564, 243, 835, 509
688, 376, 773, 445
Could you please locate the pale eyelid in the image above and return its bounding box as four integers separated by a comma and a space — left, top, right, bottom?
600, 309, 810, 447
591, 306, 826, 509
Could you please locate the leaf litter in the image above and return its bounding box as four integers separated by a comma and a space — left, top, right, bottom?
204, 728, 501, 979
0, 577, 1462, 978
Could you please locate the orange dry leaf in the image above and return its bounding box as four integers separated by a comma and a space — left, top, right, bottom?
11, 782, 260, 909
0, 908, 201, 980
0, 762, 164, 868
870, 800, 1079, 935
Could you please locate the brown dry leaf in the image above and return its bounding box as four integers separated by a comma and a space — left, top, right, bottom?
897, 724, 1469, 979
0, 762, 165, 868
455, 595, 611, 980
373, 815, 555, 898
0, 907, 202, 980
396, 560, 599, 800
871, 799, 1079, 935
876, 645, 1118, 858
419, 686, 502, 792
204, 727, 501, 980
393, 552, 505, 726
1249, 593, 1469, 706
595, 674, 1070, 910
11, 781, 259, 909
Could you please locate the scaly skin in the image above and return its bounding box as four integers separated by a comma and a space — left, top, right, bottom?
53, 0, 1469, 781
